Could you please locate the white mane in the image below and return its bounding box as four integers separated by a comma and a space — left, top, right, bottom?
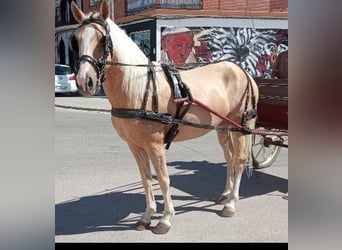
106, 18, 152, 103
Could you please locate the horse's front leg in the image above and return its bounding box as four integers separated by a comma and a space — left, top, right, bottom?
147, 143, 175, 234
128, 145, 156, 230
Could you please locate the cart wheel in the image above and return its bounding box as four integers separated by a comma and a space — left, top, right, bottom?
251, 134, 281, 169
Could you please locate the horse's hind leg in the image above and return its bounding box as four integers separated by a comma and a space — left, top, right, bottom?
216, 131, 235, 204
128, 145, 156, 230
222, 132, 249, 217
221, 132, 249, 217
147, 143, 175, 234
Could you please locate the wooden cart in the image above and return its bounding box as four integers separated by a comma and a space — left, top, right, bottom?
252, 77, 288, 168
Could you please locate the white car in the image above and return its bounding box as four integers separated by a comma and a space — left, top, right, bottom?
55, 64, 78, 95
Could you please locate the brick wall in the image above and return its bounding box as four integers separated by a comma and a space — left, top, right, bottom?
270, 0, 288, 11
202, 0, 220, 10
114, 0, 126, 19
82, 0, 92, 13
76, 0, 282, 25
114, 0, 288, 23
82, 0, 126, 20
202, 0, 287, 12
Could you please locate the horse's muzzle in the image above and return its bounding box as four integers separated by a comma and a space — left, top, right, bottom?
76, 74, 98, 96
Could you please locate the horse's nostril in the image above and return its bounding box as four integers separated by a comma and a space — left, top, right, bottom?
87, 77, 93, 89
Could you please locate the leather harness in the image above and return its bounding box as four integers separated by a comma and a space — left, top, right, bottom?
111, 63, 195, 149
74, 18, 257, 150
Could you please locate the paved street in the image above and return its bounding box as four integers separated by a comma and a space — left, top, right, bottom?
55, 104, 288, 243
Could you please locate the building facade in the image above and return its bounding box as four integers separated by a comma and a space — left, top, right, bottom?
55, 0, 288, 78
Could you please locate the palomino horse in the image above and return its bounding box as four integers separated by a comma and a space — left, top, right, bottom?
71, 0, 259, 234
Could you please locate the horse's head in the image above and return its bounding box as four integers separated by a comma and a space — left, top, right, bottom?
70, 0, 112, 96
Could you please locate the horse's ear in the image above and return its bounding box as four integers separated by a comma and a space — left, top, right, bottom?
100, 0, 110, 20
71, 1, 86, 23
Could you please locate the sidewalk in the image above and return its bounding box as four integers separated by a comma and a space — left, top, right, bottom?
55, 95, 111, 112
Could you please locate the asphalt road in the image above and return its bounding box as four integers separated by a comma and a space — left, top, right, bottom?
55, 107, 288, 243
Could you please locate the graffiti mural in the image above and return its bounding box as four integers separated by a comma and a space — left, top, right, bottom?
130, 30, 151, 58
161, 27, 288, 78
161, 27, 197, 67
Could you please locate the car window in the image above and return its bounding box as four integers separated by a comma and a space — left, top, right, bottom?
55, 65, 72, 75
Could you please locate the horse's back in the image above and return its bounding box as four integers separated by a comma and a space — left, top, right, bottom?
179, 61, 257, 105
181, 61, 251, 86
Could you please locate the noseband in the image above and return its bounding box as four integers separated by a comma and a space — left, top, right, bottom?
76, 18, 113, 87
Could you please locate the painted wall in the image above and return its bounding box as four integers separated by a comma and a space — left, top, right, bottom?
130, 30, 152, 58
160, 26, 288, 78
157, 17, 288, 78
120, 20, 156, 61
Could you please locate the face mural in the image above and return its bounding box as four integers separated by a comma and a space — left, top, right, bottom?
161, 27, 196, 67
166, 34, 193, 65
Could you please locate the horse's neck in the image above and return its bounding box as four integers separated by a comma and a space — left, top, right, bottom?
107, 20, 148, 65
106, 20, 150, 108
103, 65, 133, 107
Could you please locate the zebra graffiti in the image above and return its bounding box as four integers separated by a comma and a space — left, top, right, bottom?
195, 27, 288, 78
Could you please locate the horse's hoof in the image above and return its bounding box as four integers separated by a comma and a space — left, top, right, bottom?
221, 206, 235, 217
135, 221, 150, 231
151, 222, 171, 234
216, 194, 229, 204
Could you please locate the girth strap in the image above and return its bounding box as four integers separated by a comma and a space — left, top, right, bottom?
161, 65, 193, 149
111, 108, 173, 124
111, 107, 243, 132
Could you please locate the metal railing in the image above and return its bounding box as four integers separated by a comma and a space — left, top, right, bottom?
126, 0, 202, 14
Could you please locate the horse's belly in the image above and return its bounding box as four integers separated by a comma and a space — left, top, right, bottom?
111, 117, 165, 146
173, 126, 211, 142
172, 112, 223, 141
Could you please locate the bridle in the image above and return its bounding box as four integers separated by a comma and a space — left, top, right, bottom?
73, 17, 113, 87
